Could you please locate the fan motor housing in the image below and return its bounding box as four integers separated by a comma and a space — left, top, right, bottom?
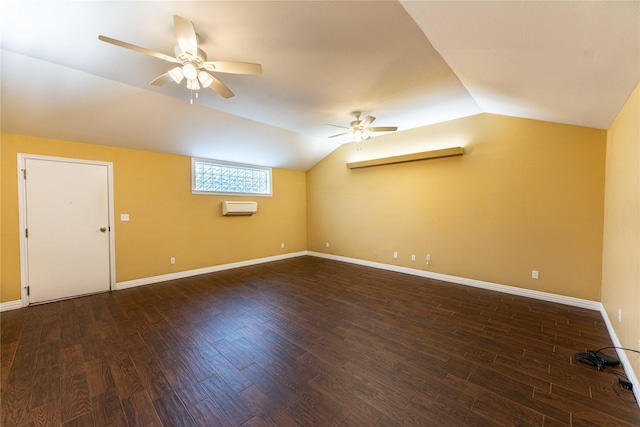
174, 46, 207, 65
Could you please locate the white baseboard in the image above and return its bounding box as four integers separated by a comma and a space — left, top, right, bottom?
0, 299, 24, 312
599, 305, 640, 405
307, 252, 601, 310
115, 251, 308, 290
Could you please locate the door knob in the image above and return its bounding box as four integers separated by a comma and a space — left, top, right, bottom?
100, 227, 107, 232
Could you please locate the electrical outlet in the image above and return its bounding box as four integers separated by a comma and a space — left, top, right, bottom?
618, 308, 622, 323
393, 251, 398, 259
326, 242, 330, 248
170, 257, 176, 265
281, 243, 285, 249
426, 254, 431, 262
532, 270, 539, 279
411, 254, 416, 261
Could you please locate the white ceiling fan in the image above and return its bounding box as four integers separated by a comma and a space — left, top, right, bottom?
98, 15, 262, 100
327, 112, 398, 142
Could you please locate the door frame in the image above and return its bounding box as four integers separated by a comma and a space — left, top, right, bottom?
17, 153, 116, 307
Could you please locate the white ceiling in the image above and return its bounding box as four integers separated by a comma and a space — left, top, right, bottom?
2, 1, 639, 171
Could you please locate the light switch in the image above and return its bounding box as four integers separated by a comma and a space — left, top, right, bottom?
120, 214, 130, 221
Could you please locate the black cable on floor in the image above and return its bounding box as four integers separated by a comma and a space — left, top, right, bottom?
573, 346, 639, 398
593, 346, 640, 356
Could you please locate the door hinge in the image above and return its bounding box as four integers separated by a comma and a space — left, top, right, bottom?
25, 228, 28, 238
26, 286, 30, 296
22, 169, 27, 179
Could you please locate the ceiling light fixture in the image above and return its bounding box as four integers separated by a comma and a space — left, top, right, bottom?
99, 15, 263, 103
186, 78, 200, 91
168, 66, 184, 84
182, 62, 198, 80
197, 71, 213, 88
328, 112, 398, 150
353, 129, 369, 142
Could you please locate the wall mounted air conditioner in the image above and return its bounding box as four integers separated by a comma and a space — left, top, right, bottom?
222, 201, 258, 216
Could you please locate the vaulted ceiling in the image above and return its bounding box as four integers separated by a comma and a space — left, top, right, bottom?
2, 1, 639, 171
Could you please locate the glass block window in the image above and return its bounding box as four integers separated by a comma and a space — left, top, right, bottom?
192, 158, 272, 196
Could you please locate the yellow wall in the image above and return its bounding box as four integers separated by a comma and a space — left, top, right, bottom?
1, 134, 307, 302
307, 113, 606, 301
602, 82, 640, 376
0, 114, 611, 305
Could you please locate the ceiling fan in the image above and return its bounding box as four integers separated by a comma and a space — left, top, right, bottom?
327, 112, 398, 141
98, 15, 262, 100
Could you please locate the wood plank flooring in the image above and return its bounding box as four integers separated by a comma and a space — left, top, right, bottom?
2, 256, 639, 426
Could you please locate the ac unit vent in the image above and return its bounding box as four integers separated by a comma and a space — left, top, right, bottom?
222, 201, 257, 216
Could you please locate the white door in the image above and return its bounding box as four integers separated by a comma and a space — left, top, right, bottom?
24, 157, 112, 303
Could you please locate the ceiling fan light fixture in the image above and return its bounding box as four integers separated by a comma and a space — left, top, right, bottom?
198, 71, 213, 88
186, 78, 200, 90
328, 112, 397, 146
182, 62, 198, 80
353, 129, 368, 142
168, 66, 184, 84
99, 15, 258, 101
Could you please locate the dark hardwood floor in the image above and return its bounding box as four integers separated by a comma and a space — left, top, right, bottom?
2, 256, 639, 426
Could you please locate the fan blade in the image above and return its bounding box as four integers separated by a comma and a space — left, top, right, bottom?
368, 126, 398, 132
207, 75, 235, 98
326, 124, 350, 129
98, 35, 178, 63
149, 72, 173, 86
329, 132, 350, 138
203, 61, 262, 75
174, 15, 198, 57
359, 115, 376, 128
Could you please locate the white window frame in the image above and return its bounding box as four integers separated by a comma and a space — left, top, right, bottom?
191, 157, 272, 196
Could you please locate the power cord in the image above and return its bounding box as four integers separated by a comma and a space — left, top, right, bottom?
574, 346, 640, 392
574, 348, 620, 371
592, 346, 640, 356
